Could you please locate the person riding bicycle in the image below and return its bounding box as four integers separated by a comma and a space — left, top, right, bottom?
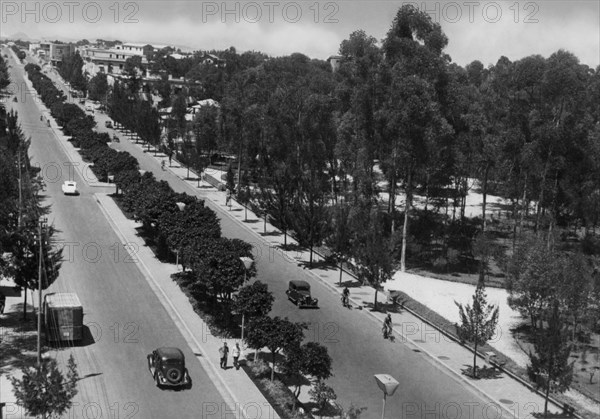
342, 287, 350, 307
383, 313, 392, 339
161, 160, 166, 170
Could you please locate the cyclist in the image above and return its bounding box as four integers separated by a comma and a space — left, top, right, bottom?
161, 160, 166, 171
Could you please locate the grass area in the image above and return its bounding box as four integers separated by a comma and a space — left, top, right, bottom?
391, 290, 600, 419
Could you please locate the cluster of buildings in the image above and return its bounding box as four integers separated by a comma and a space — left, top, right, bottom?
27, 40, 224, 80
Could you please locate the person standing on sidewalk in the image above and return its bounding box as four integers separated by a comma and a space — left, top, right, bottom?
219, 342, 229, 369
232, 343, 241, 370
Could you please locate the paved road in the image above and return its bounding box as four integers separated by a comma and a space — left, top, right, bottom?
96, 112, 503, 418
4, 49, 231, 419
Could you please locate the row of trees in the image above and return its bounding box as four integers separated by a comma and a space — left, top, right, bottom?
20, 53, 336, 417
144, 5, 600, 300
0, 88, 62, 320
0, 54, 80, 419
25, 63, 140, 183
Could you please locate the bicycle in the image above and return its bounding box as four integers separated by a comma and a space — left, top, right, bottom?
161, 160, 166, 171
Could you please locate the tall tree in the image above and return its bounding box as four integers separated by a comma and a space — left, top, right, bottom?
455, 279, 499, 378
527, 301, 574, 417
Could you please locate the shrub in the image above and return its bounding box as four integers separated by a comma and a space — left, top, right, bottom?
249, 358, 270, 378
259, 379, 294, 411
308, 380, 337, 411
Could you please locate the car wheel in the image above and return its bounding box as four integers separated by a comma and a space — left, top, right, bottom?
166, 368, 182, 384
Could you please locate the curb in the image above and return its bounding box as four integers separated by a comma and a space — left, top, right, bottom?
93, 194, 256, 419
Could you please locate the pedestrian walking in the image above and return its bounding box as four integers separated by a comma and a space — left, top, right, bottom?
383, 313, 392, 339
219, 342, 229, 369
232, 343, 241, 370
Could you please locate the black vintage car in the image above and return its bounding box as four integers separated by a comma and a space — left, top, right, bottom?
147, 347, 191, 389
286, 280, 318, 308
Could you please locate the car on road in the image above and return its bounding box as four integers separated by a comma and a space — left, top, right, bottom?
147, 347, 191, 389
61, 181, 78, 195
85, 105, 94, 113
105, 120, 113, 128
286, 280, 318, 308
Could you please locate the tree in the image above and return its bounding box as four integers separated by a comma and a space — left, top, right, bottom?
244, 316, 306, 381
527, 301, 574, 417
557, 253, 593, 342
123, 55, 145, 93
308, 380, 337, 413
455, 279, 499, 378
325, 202, 353, 285
10, 354, 79, 419
258, 162, 297, 246
351, 207, 392, 311
283, 341, 332, 405
507, 236, 560, 329
186, 238, 254, 306
233, 280, 273, 342
225, 165, 236, 197
233, 281, 274, 319
292, 171, 330, 266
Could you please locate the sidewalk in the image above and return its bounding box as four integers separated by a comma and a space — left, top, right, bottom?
118, 142, 571, 419
94, 194, 279, 419
19, 66, 110, 189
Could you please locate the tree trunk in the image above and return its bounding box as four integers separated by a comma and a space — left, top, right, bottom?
373, 288, 378, 312
400, 169, 412, 272
535, 149, 553, 233
237, 143, 242, 195
544, 381, 551, 417
339, 260, 343, 286
271, 352, 276, 381
481, 163, 490, 234
479, 163, 490, 283
473, 339, 478, 378
22, 286, 28, 320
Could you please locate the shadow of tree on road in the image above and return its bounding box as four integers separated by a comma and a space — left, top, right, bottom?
0, 306, 39, 373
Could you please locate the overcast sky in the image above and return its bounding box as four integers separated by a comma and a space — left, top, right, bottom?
2, 1, 599, 68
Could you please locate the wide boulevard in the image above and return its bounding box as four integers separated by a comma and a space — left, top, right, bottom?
4, 48, 230, 419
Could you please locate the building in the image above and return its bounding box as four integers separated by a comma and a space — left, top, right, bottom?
49, 43, 74, 65
327, 55, 343, 72
80, 46, 148, 77
28, 41, 74, 65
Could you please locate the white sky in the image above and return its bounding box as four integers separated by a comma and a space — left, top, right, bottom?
1, 1, 599, 68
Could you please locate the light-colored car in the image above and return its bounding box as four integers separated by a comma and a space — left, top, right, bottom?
85, 105, 94, 113
61, 181, 78, 195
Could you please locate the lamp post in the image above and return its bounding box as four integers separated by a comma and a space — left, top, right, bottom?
175, 203, 186, 270
238, 256, 253, 344
374, 374, 399, 419
37, 218, 48, 368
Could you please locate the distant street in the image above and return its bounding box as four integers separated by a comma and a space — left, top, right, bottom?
5, 49, 230, 419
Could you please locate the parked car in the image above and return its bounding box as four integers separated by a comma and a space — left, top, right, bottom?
147, 347, 191, 389
286, 280, 318, 308
85, 105, 94, 113
61, 181, 78, 195
105, 120, 113, 128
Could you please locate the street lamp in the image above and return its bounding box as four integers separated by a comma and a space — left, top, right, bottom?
36, 218, 48, 368
238, 256, 253, 344
374, 374, 399, 419
175, 203, 186, 270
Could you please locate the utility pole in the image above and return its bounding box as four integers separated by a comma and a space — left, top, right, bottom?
36, 218, 47, 368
